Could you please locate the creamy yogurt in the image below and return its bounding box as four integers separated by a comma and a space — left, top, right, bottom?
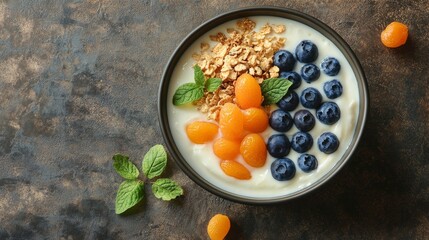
167, 16, 360, 198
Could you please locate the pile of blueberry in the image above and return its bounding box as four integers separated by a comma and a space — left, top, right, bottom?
268, 40, 343, 181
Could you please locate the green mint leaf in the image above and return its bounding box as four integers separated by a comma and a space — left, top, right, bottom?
152, 178, 184, 201
205, 78, 222, 92
172, 83, 204, 105
112, 154, 139, 180
115, 180, 144, 214
193, 65, 205, 86
260, 78, 293, 105
142, 145, 167, 179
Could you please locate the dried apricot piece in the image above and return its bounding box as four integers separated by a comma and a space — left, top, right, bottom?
186, 121, 218, 144
220, 160, 251, 180
381, 22, 408, 48
207, 214, 231, 240
243, 107, 269, 133
219, 103, 244, 141
235, 73, 262, 109
213, 138, 241, 160
240, 133, 267, 168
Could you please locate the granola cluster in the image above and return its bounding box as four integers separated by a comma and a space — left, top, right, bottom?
193, 18, 286, 120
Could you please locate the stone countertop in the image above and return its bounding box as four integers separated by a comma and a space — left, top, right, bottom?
0, 1, 428, 239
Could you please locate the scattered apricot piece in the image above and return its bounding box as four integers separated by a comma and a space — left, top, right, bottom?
213, 138, 241, 160
243, 107, 269, 133
186, 121, 218, 144
381, 21, 408, 48
219, 103, 244, 141
220, 160, 251, 180
235, 73, 262, 109
240, 133, 267, 168
207, 214, 231, 240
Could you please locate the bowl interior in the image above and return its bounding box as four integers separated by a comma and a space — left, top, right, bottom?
158, 7, 368, 204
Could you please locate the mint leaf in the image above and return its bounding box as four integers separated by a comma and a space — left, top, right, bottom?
193, 65, 205, 86
113, 154, 139, 180
172, 83, 204, 105
115, 180, 144, 214
260, 78, 293, 105
152, 178, 183, 201
142, 145, 167, 179
205, 78, 222, 92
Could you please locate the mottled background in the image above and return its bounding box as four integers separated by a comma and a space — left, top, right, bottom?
0, 0, 428, 239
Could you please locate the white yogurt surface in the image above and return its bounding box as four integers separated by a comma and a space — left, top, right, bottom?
167, 16, 360, 198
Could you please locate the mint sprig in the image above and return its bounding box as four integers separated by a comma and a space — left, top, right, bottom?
173, 65, 222, 105
260, 78, 293, 105
112, 145, 184, 214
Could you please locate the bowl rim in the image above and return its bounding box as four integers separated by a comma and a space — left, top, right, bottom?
158, 6, 369, 204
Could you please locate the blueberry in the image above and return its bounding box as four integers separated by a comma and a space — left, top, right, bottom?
316, 102, 341, 125
293, 110, 316, 132
291, 132, 313, 153
273, 50, 296, 71
298, 154, 318, 172
280, 71, 301, 90
267, 134, 291, 158
269, 109, 293, 132
295, 40, 318, 63
300, 87, 322, 109
321, 57, 341, 76
323, 79, 343, 99
277, 91, 299, 111
318, 132, 340, 154
271, 158, 296, 181
301, 64, 320, 83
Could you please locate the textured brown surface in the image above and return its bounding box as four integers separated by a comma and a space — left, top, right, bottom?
0, 0, 428, 239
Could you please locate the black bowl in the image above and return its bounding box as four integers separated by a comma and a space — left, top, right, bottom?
158, 7, 369, 204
